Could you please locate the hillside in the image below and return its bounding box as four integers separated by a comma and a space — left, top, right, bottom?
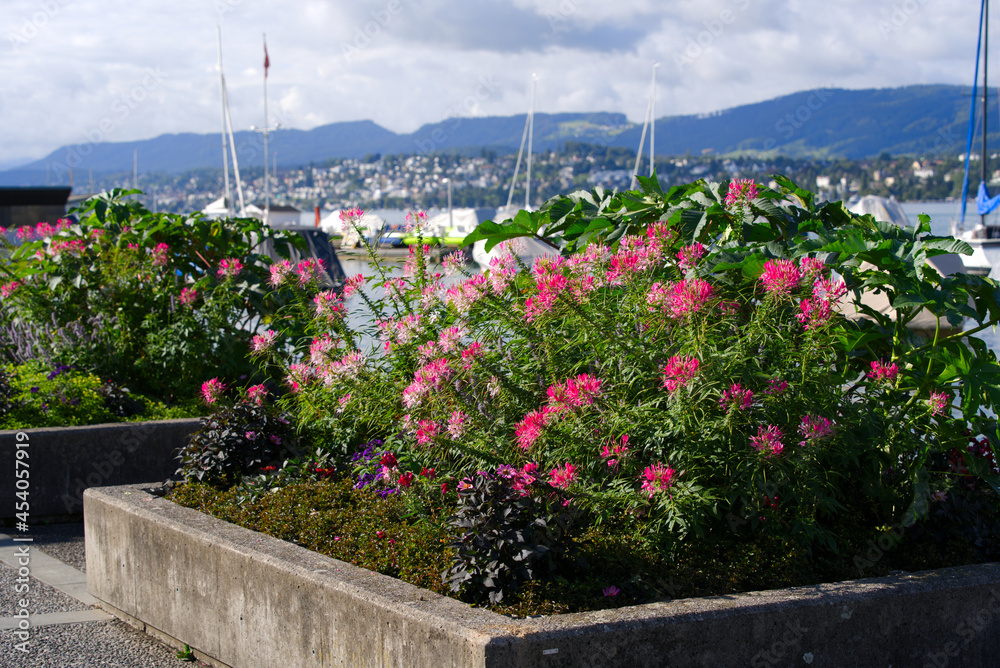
1, 84, 993, 185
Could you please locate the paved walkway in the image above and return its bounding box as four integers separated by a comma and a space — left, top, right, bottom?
0, 523, 206, 668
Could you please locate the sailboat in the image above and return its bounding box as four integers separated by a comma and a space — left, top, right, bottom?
202, 26, 247, 219
630, 63, 659, 191
472, 74, 555, 268
958, 0, 1000, 277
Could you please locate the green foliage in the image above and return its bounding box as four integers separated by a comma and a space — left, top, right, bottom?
0, 190, 304, 401
0, 361, 199, 429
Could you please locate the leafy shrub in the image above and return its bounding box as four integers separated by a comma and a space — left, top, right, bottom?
0, 190, 304, 401
444, 470, 576, 604
175, 397, 299, 486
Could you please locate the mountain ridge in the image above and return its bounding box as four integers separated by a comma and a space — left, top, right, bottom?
1, 84, 991, 186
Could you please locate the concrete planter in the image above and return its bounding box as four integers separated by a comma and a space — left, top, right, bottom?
1, 418, 200, 518
85, 483, 1000, 668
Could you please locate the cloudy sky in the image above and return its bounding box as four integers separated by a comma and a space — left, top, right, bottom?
0, 0, 983, 169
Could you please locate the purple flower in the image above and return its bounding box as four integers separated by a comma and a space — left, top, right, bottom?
602, 586, 620, 597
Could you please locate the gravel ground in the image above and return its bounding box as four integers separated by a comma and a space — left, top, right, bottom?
0, 561, 89, 616
26, 522, 88, 574
0, 619, 208, 668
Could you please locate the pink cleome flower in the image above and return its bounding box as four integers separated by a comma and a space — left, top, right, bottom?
719, 382, 753, 411
35, 222, 54, 237
447, 411, 469, 440
0, 281, 22, 299
342, 273, 365, 298
309, 335, 339, 364
868, 360, 899, 385
547, 373, 603, 410
759, 259, 801, 296
724, 178, 759, 208
928, 391, 949, 416
514, 405, 561, 450
16, 226, 35, 242
676, 243, 706, 272
314, 291, 345, 321
268, 259, 293, 288
765, 377, 788, 395
812, 278, 847, 303
51, 240, 86, 256
251, 330, 278, 354
750, 424, 785, 457
548, 462, 578, 489
217, 258, 243, 279
416, 420, 439, 445
179, 287, 198, 307
797, 415, 834, 446
200, 378, 226, 405
150, 243, 170, 267
795, 297, 832, 330
600, 434, 630, 469
661, 355, 700, 395
295, 259, 325, 286
437, 326, 464, 354
247, 384, 268, 406
668, 278, 714, 318
640, 463, 676, 497
798, 256, 827, 281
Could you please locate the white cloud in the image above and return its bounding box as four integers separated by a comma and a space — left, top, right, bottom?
0, 0, 985, 167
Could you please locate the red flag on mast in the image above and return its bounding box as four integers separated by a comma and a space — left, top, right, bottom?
264, 38, 270, 79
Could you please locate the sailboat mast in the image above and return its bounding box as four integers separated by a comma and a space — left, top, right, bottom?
650, 63, 658, 177
525, 74, 536, 210
262, 34, 270, 224
984, 0, 990, 229
217, 26, 232, 214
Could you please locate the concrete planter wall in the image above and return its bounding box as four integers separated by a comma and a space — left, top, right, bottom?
1, 418, 200, 518
86, 483, 1000, 668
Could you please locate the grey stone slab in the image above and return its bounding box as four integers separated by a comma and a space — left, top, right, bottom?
0, 561, 89, 617
85, 483, 1000, 668
0, 418, 201, 518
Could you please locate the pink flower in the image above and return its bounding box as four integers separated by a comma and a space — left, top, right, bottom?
56, 218, 72, 231
515, 406, 560, 450
724, 178, 758, 208
669, 278, 714, 318
460, 341, 483, 369
217, 258, 243, 279
640, 463, 676, 497
339, 207, 365, 233
601, 435, 630, 469
245, 431, 257, 441
759, 259, 801, 296
268, 259, 293, 288
547, 374, 603, 410
445, 274, 486, 313
812, 278, 847, 302
35, 222, 54, 237
437, 326, 464, 353
151, 243, 169, 267
719, 382, 753, 411
602, 586, 620, 597
323, 352, 364, 383
314, 291, 345, 321
548, 462, 578, 489
750, 424, 784, 457
309, 335, 339, 364
404, 210, 427, 233
416, 420, 439, 445
251, 330, 278, 354
52, 239, 86, 255
295, 259, 325, 286
247, 384, 268, 406
676, 243, 706, 272
179, 287, 198, 307
447, 411, 468, 440
1, 281, 21, 299
765, 378, 788, 395
795, 297, 832, 330
798, 256, 827, 281
16, 226, 34, 241
798, 415, 834, 446
342, 273, 365, 298
661, 355, 700, 395
929, 391, 949, 416
868, 360, 899, 385
200, 378, 226, 405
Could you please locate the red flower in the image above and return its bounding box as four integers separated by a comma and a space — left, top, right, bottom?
398, 472, 415, 488
420, 467, 436, 480
381, 452, 398, 468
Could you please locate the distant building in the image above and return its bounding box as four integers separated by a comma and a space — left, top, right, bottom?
268, 204, 303, 227
0, 187, 71, 229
